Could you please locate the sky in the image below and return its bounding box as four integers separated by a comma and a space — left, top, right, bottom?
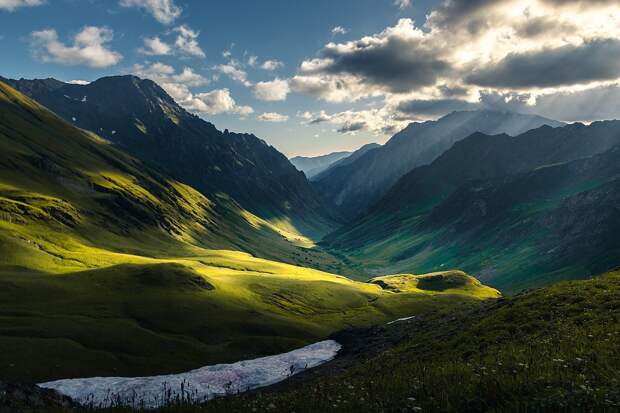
1, 0, 620, 157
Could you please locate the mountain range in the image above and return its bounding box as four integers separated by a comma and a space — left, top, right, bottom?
313, 110, 564, 221
325, 121, 620, 291
290, 151, 352, 179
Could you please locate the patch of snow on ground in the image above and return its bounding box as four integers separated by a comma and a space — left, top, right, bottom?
387, 316, 415, 325
39, 340, 341, 409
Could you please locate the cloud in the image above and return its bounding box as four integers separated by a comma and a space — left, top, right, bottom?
190, 88, 253, 115
119, 0, 181, 24
331, 26, 348, 36
294, 19, 451, 100
247, 55, 258, 67
173, 25, 205, 58
303, 108, 407, 135
260, 59, 284, 71
257, 112, 289, 122
215, 62, 251, 86
0, 0, 44, 11
30, 26, 122, 68
138, 26, 204, 58
67, 79, 90, 85
289, 1, 620, 128
394, 0, 411, 10
246, 55, 283, 71
139, 36, 172, 55
253, 78, 290, 101
466, 39, 620, 89
396, 98, 478, 116
132, 62, 209, 87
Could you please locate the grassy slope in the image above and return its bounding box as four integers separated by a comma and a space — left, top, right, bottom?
0, 81, 500, 382
74, 269, 619, 413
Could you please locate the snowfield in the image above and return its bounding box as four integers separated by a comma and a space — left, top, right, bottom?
39, 340, 341, 409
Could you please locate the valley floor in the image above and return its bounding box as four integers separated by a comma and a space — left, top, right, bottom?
16, 268, 617, 413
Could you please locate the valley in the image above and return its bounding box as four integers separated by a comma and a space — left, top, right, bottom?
1, 4, 620, 407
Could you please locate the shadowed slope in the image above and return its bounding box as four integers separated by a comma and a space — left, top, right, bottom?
313, 110, 563, 221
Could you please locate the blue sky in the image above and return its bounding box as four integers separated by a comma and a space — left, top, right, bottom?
2, 0, 620, 157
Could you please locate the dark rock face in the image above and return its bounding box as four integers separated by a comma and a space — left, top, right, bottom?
0, 382, 74, 413
2, 75, 338, 236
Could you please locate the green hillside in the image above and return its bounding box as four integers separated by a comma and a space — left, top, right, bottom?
110, 268, 618, 413
0, 81, 500, 383
2, 76, 339, 240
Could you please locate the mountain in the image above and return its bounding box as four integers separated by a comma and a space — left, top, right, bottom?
1, 75, 338, 239
326, 121, 620, 291
290, 151, 352, 179
312, 143, 381, 181
0, 80, 499, 383
313, 110, 564, 221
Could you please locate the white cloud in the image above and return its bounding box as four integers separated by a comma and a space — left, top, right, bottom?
173, 25, 205, 58
394, 0, 411, 10
302, 107, 405, 135
191, 89, 254, 115
257, 112, 289, 122
30, 26, 122, 68
67, 79, 90, 85
139, 36, 172, 55
131, 62, 209, 87
215, 62, 251, 86
253, 78, 290, 101
260, 59, 284, 71
331, 26, 348, 36
131, 62, 252, 117
0, 0, 44, 11
119, 0, 181, 24
247, 55, 258, 67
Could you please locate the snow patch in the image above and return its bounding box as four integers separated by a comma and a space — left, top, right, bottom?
387, 316, 415, 325
39, 340, 341, 409
81, 96, 87, 102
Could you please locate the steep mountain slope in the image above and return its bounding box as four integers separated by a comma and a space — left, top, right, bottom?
0, 81, 500, 383
313, 110, 563, 220
312, 143, 381, 182
2, 75, 338, 239
326, 122, 620, 291
290, 151, 352, 179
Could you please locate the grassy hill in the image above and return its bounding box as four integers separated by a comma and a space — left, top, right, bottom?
0, 81, 499, 383
66, 268, 615, 413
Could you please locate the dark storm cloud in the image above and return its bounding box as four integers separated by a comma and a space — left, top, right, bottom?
396, 98, 478, 116
466, 39, 620, 88
301, 23, 452, 94
337, 121, 366, 133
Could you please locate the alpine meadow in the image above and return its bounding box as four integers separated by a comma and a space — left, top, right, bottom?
1, 1, 619, 412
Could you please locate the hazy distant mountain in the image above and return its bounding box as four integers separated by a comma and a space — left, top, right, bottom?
290, 151, 352, 179
314, 110, 564, 221
311, 143, 381, 182
325, 121, 620, 291
3, 75, 338, 237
